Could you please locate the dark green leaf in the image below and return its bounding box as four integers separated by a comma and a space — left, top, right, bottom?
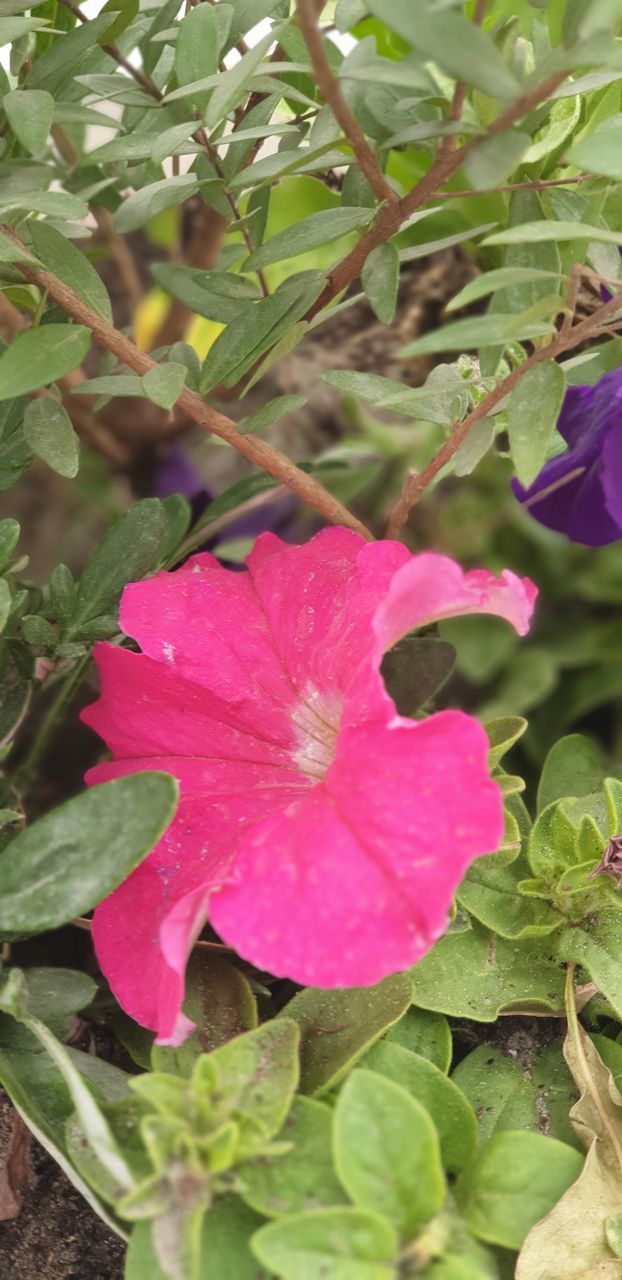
23, 397, 79, 478
29, 220, 112, 323
380, 636, 455, 716
361, 242, 399, 325
151, 952, 257, 1076
71, 499, 167, 631
537, 735, 608, 812
175, 3, 220, 111
0, 773, 178, 932
386, 1007, 452, 1073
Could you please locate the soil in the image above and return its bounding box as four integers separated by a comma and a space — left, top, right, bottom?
0, 1109, 126, 1280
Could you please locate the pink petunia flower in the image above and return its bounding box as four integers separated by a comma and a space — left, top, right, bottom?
82, 529, 536, 1045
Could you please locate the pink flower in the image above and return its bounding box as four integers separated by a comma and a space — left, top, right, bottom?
82, 529, 536, 1045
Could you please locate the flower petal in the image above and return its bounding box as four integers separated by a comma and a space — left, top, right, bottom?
373, 553, 537, 650
209, 710, 503, 988
89, 755, 302, 1039
82, 643, 297, 764
119, 553, 296, 725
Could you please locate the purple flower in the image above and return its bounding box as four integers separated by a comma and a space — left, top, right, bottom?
512, 368, 622, 546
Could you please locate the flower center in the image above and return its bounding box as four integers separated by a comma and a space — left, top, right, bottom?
291, 686, 342, 781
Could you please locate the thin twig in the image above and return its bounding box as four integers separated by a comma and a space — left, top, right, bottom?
296, 0, 397, 205
385, 279, 622, 537
433, 173, 593, 200
5, 228, 371, 537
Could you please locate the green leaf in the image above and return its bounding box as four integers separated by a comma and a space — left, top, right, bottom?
252, 1206, 397, 1280
484, 221, 622, 246
386, 1007, 452, 1073
23, 397, 79, 478
380, 636, 455, 717
0, 189, 88, 220
141, 362, 186, 410
238, 394, 307, 434
239, 1096, 346, 1217
463, 130, 530, 190
70, 499, 166, 632
0, 229, 37, 263
0, 578, 11, 634
507, 361, 567, 488
524, 95, 581, 163
28, 220, 112, 323
127, 1198, 266, 1280
485, 716, 528, 769
0, 773, 178, 932
334, 1069, 444, 1240
447, 268, 565, 312
0, 969, 135, 1200
98, 0, 138, 44
189, 1019, 300, 1141
151, 952, 257, 1077
452, 417, 495, 477
559, 910, 622, 1019
113, 175, 198, 236
361, 1041, 476, 1174
204, 33, 273, 128
244, 207, 372, 272
280, 974, 413, 1095
175, 3, 220, 111
398, 314, 553, 358
151, 264, 261, 323
361, 242, 399, 325
367, 0, 521, 99
538, 735, 608, 812
410, 920, 566, 1021
457, 1130, 583, 1250
0, 325, 91, 400
3, 89, 53, 156
200, 274, 324, 392
568, 114, 622, 178
452, 1040, 580, 1149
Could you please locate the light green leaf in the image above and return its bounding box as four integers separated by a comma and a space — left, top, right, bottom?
204, 33, 273, 128
239, 1096, 346, 1217
0, 230, 37, 263
141, 362, 186, 410
559, 910, 622, 1019
523, 95, 581, 163
0, 190, 88, 220
0, 578, 10, 634
362, 1041, 477, 1174
238, 394, 307, 434
484, 221, 622, 246
569, 113, 622, 177
23, 397, 79, 478
334, 1069, 445, 1239
3, 89, 53, 156
29, 220, 112, 322
361, 242, 399, 324
113, 175, 198, 236
200, 274, 324, 392
252, 1206, 397, 1280
0, 773, 178, 932
452, 417, 495, 477
463, 130, 530, 190
457, 1130, 583, 1250
507, 361, 566, 488
398, 314, 553, 357
453, 1040, 580, 1149
280, 974, 413, 1095
447, 268, 565, 312
538, 735, 608, 812
151, 264, 261, 323
367, 0, 521, 99
175, 3, 220, 111
410, 920, 566, 1021
0, 325, 91, 400
149, 122, 198, 166
244, 207, 371, 271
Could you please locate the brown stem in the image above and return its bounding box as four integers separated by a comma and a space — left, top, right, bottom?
385, 283, 622, 538
5, 229, 370, 537
438, 0, 486, 162
304, 69, 570, 321
296, 0, 397, 205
